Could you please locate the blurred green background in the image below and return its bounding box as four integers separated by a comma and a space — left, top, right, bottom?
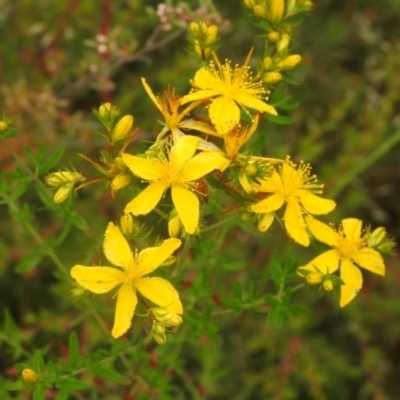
1, 0, 400, 399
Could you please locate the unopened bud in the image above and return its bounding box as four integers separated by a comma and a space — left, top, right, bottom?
243, 0, 256, 9
46, 171, 83, 188
53, 184, 73, 204
168, 214, 182, 238
114, 156, 126, 171
269, 0, 285, 22
21, 368, 38, 384
240, 212, 254, 223
267, 31, 280, 43
112, 115, 133, 143
306, 272, 324, 285
98, 102, 111, 118
153, 308, 182, 327
245, 164, 257, 176
323, 279, 334, 291
253, 5, 267, 18
262, 71, 282, 84
278, 54, 302, 70
262, 57, 273, 70
120, 213, 135, 237
257, 213, 274, 232
0, 120, 8, 132
153, 332, 167, 345
206, 25, 218, 44
368, 227, 387, 248
277, 34, 290, 53
111, 172, 132, 192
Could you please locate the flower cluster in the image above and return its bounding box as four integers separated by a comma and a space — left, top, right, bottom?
44, 9, 394, 343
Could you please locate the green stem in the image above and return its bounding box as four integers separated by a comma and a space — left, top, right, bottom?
212, 283, 305, 315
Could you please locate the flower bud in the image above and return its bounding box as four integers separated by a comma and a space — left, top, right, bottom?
240, 212, 254, 223
189, 22, 199, 35
46, 171, 83, 188
268, 0, 285, 22
0, 120, 8, 132
152, 308, 182, 327
368, 227, 387, 248
114, 156, 127, 171
278, 54, 302, 70
253, 5, 267, 18
21, 368, 38, 384
206, 25, 218, 44
262, 71, 282, 84
306, 272, 324, 285
112, 115, 133, 143
111, 172, 132, 192
245, 163, 257, 176
168, 214, 182, 238
268, 31, 280, 43
98, 102, 111, 118
262, 57, 273, 70
243, 0, 256, 8
323, 279, 334, 292
120, 213, 135, 237
277, 34, 290, 53
53, 184, 74, 204
257, 213, 274, 233
153, 332, 167, 345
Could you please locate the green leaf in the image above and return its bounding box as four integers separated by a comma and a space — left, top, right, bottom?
33, 385, 45, 400
3, 382, 25, 390
233, 282, 243, 302
263, 294, 279, 306
38, 146, 65, 175
0, 182, 31, 204
33, 350, 45, 371
55, 387, 70, 400
57, 377, 87, 390
68, 332, 80, 370
90, 364, 128, 384
15, 253, 43, 273
264, 114, 296, 125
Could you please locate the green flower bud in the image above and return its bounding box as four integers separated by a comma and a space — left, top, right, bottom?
111, 115, 134, 143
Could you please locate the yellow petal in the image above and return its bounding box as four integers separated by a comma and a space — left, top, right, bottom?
298, 191, 336, 215
298, 249, 341, 275
352, 248, 385, 276
111, 283, 138, 338
103, 222, 133, 269
284, 197, 309, 246
305, 216, 338, 247
124, 181, 167, 215
169, 135, 199, 166
251, 193, 285, 214
122, 153, 162, 181
137, 238, 182, 276
209, 97, 240, 133
340, 259, 363, 308
71, 266, 124, 293
180, 119, 221, 137
141, 78, 164, 115
135, 277, 183, 314
182, 151, 227, 181
341, 218, 362, 241
171, 185, 199, 234
236, 93, 277, 116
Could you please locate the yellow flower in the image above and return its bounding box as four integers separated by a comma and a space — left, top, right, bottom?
251, 159, 336, 246
142, 78, 218, 147
122, 135, 227, 234
70, 222, 182, 338
181, 60, 277, 134
299, 217, 386, 307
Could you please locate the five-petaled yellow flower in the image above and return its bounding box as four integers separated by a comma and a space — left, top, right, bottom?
122, 135, 227, 234
251, 159, 336, 246
142, 78, 218, 144
299, 217, 386, 307
71, 222, 182, 338
181, 60, 277, 134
